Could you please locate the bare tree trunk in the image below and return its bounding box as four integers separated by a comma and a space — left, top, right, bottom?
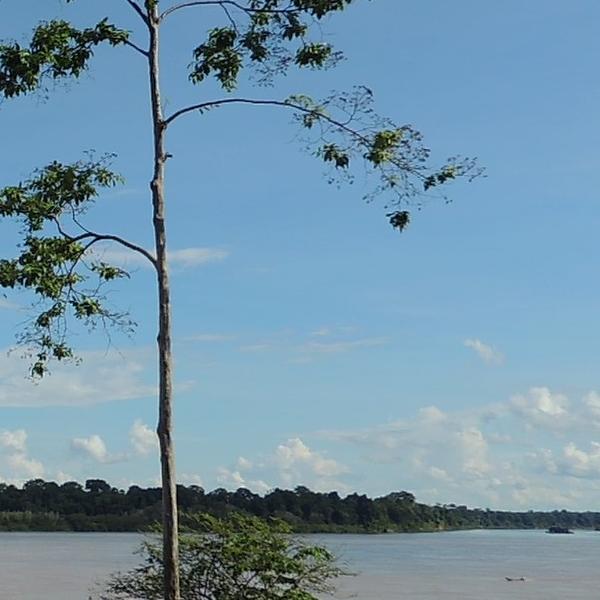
147, 5, 180, 600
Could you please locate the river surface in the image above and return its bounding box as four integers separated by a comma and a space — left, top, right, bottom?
0, 529, 598, 599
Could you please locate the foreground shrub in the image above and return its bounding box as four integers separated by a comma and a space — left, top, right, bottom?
98, 513, 342, 599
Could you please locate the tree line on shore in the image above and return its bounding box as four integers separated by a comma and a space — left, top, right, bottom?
0, 478, 598, 533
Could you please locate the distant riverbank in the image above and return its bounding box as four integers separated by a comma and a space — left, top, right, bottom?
2, 478, 600, 533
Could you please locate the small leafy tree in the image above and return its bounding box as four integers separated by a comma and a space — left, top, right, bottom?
0, 1, 479, 598
98, 513, 343, 600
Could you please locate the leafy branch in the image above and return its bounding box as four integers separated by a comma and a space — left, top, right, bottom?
0, 158, 141, 376
161, 0, 352, 21
165, 88, 481, 230
0, 19, 131, 98
184, 1, 351, 88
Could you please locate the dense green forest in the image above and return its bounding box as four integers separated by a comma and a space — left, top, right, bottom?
0, 479, 599, 532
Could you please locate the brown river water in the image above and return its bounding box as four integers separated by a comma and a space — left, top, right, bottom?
0, 529, 597, 599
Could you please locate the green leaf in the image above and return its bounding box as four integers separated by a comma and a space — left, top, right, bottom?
295, 43, 334, 68
0, 158, 133, 377
0, 19, 129, 97
190, 27, 242, 91
387, 210, 411, 231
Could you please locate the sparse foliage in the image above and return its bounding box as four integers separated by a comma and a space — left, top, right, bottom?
0, 19, 129, 97
99, 513, 343, 600
0, 157, 138, 377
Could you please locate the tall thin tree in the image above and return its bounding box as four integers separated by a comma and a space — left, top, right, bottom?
0, 1, 479, 598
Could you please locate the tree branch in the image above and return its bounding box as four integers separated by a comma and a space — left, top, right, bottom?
160, 1, 299, 21
165, 97, 371, 145
81, 233, 157, 268
54, 218, 157, 268
164, 97, 430, 182
124, 0, 150, 25
123, 39, 150, 57
83, 234, 157, 267
220, 3, 238, 30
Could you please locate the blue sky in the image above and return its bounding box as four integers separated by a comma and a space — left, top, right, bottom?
1, 0, 600, 510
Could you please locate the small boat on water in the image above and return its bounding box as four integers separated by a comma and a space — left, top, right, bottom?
505, 577, 526, 582
546, 526, 574, 534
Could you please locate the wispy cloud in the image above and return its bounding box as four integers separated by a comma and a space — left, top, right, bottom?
70, 420, 158, 467
71, 434, 113, 463
129, 420, 158, 456
309, 328, 332, 337
0, 348, 156, 407
184, 333, 236, 343
70, 432, 133, 464
168, 248, 229, 267
0, 298, 19, 310
180, 473, 204, 487
510, 387, 570, 428
464, 338, 504, 365
236, 328, 387, 360
90, 245, 229, 269
56, 471, 76, 485
0, 429, 45, 482
0, 429, 27, 453
309, 326, 357, 338
239, 343, 272, 353
559, 442, 600, 479
7, 453, 44, 478
316, 386, 600, 509
299, 337, 387, 355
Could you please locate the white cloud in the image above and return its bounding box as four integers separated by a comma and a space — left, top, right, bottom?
464, 338, 504, 365
216, 467, 271, 494
130, 420, 158, 456
316, 388, 600, 508
309, 328, 332, 337
217, 438, 349, 494
237, 456, 253, 470
7, 453, 44, 479
419, 406, 446, 424
560, 442, 600, 479
72, 422, 156, 465
583, 392, 600, 420
91, 245, 228, 269
216, 467, 246, 488
206, 386, 600, 509
180, 473, 205, 487
71, 434, 109, 463
168, 248, 229, 268
234, 329, 385, 361
275, 438, 312, 467
88, 247, 150, 268
275, 438, 346, 478
457, 428, 490, 477
428, 466, 452, 482
488, 432, 512, 444
510, 481, 581, 508
0, 348, 156, 407
56, 471, 76, 485
0, 429, 45, 482
533, 442, 600, 481
511, 387, 569, 427
0, 429, 27, 453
